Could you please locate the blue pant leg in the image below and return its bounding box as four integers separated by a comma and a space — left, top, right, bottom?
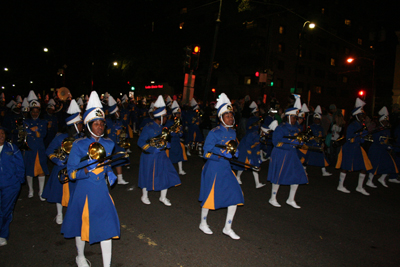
0, 182, 21, 240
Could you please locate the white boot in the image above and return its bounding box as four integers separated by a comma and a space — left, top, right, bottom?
337, 172, 350, 193
378, 174, 388, 188
27, 176, 34, 198
236, 171, 243, 184
286, 184, 301, 208
75, 237, 89, 267
38, 176, 46, 201
366, 173, 377, 188
322, 167, 332, 177
260, 150, 268, 162
199, 208, 212, 234
100, 239, 112, 267
222, 205, 240, 240
269, 184, 281, 207
159, 189, 171, 206
355, 173, 370, 196
117, 174, 129, 185
55, 203, 63, 225
186, 145, 191, 156
178, 161, 186, 175
141, 188, 151, 205
253, 171, 265, 188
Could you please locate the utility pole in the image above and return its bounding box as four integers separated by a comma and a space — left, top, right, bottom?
203, 0, 222, 104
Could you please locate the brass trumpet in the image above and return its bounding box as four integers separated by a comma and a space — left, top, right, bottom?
58, 142, 129, 184
169, 117, 182, 134
54, 137, 75, 161
146, 127, 171, 149
284, 127, 313, 143
118, 127, 131, 149
214, 140, 260, 171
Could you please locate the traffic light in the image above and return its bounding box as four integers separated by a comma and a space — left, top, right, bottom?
211, 88, 216, 93
131, 86, 135, 91
255, 71, 260, 77
191, 45, 201, 70
184, 45, 192, 69
358, 90, 366, 100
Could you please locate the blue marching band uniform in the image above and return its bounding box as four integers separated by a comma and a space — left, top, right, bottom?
0, 130, 25, 246
199, 93, 243, 240
164, 100, 187, 175
137, 95, 181, 206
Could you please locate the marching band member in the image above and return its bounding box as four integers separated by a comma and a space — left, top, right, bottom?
106, 95, 129, 185
165, 100, 187, 175
366, 106, 398, 188
235, 120, 278, 188
137, 95, 181, 206
42, 100, 83, 225
24, 90, 49, 201
267, 95, 308, 209
184, 98, 204, 157
0, 127, 25, 246
199, 93, 243, 240
245, 101, 260, 134
302, 105, 332, 177
43, 99, 59, 148
61, 91, 120, 267
335, 98, 373, 195
119, 94, 133, 153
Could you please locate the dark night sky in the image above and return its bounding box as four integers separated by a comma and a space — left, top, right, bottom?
1, 0, 399, 98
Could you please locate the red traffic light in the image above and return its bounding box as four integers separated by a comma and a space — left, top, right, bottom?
211, 88, 216, 93
255, 71, 260, 77
358, 90, 365, 96
192, 45, 200, 54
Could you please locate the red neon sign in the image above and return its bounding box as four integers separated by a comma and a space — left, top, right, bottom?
145, 85, 164, 89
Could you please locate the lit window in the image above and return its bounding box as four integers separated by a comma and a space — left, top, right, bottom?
345, 19, 351, 26
245, 77, 251, 85
315, 86, 322, 94
358, 38, 362, 45
278, 43, 285, 52
330, 58, 336, 66
343, 76, 348, 83
279, 26, 285, 34
321, 8, 325, 14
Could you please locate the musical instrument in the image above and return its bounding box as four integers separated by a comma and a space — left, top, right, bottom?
214, 140, 260, 171
57, 87, 71, 101
168, 117, 182, 134
15, 118, 31, 151
54, 137, 74, 161
284, 127, 313, 143
58, 142, 129, 184
146, 127, 171, 149
118, 127, 131, 149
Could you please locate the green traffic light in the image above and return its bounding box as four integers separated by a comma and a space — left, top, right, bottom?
131, 86, 135, 91
270, 82, 274, 87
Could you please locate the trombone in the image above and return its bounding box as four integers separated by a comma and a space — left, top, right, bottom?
58, 142, 129, 184
214, 140, 260, 171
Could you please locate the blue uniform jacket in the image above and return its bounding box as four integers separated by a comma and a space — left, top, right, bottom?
0, 142, 25, 187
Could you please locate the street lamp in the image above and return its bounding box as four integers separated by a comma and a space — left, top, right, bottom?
294, 21, 316, 93
346, 56, 376, 115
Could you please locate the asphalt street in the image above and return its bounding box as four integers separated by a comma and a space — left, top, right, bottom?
0, 135, 399, 267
